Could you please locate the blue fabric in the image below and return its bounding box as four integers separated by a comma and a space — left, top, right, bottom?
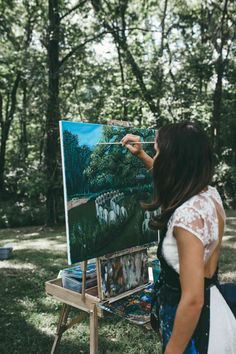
159, 304, 198, 354
154, 228, 213, 354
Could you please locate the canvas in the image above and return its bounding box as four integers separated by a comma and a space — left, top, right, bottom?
100, 249, 149, 298
60, 121, 158, 264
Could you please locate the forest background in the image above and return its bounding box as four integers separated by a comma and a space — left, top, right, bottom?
1, 0, 236, 228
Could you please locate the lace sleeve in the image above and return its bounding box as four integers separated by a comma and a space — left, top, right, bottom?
172, 206, 206, 245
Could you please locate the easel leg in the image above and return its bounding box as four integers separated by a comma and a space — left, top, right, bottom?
51, 303, 70, 354
90, 304, 98, 354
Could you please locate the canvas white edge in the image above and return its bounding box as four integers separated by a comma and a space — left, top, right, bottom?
59, 120, 71, 265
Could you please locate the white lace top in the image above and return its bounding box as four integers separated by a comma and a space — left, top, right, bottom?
162, 186, 226, 273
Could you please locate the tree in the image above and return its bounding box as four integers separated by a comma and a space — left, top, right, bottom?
44, 0, 61, 225
210, 0, 232, 153
90, 0, 170, 125
1, 0, 236, 226
0, 73, 21, 195
45, 0, 108, 225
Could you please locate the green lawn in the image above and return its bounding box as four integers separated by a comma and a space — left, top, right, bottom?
0, 213, 235, 354
0, 226, 161, 354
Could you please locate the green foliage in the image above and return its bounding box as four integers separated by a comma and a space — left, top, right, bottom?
214, 161, 236, 209
1, 164, 47, 228
0, 199, 46, 228
0, 0, 236, 226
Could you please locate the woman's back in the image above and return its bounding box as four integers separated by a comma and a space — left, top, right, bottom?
162, 186, 225, 275
201, 186, 225, 278
161, 186, 236, 353
122, 122, 236, 352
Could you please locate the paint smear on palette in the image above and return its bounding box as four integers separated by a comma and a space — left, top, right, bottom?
98, 283, 154, 325
100, 250, 149, 298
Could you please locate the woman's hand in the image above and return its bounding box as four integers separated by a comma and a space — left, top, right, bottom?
121, 134, 143, 157
121, 134, 154, 171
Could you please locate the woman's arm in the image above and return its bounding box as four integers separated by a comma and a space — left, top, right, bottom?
164, 227, 205, 354
121, 134, 154, 170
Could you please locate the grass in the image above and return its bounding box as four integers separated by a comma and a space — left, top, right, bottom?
0, 213, 235, 354
0, 226, 161, 354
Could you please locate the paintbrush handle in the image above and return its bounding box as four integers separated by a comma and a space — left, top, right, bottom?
97, 141, 155, 145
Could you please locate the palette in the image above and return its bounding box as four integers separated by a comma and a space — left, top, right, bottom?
98, 283, 154, 325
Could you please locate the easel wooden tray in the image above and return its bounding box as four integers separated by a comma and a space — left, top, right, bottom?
45, 278, 103, 317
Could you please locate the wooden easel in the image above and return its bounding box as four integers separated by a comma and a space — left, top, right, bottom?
46, 259, 101, 354
46, 246, 152, 354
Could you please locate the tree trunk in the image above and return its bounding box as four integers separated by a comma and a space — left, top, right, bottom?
116, 41, 128, 121
212, 56, 224, 153
211, 0, 229, 154
20, 79, 28, 162
90, 0, 160, 121
117, 1, 128, 121
155, 0, 168, 126
0, 73, 21, 195
45, 0, 61, 225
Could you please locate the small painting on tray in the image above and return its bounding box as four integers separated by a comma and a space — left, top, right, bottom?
100, 249, 149, 298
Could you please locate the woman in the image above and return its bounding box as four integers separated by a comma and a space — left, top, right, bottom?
121, 122, 236, 354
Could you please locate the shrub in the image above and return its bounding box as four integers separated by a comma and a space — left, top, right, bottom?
213, 162, 236, 209
0, 199, 46, 228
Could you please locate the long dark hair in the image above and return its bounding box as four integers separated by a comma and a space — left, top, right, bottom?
146, 121, 214, 229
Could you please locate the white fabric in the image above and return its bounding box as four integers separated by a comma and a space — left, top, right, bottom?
162, 185, 236, 353
162, 186, 224, 272
208, 286, 236, 354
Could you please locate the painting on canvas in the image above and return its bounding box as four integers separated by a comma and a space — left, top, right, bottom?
60, 121, 158, 264
100, 249, 149, 298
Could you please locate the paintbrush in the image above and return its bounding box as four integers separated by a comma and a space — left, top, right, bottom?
97, 141, 155, 145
